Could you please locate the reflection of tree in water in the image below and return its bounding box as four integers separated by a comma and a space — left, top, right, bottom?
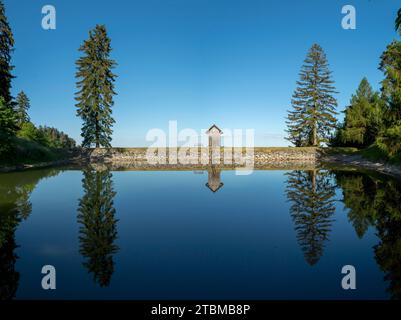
335, 172, 378, 238
0, 169, 60, 300
0, 212, 19, 301
286, 170, 336, 266
335, 171, 401, 299
78, 169, 118, 287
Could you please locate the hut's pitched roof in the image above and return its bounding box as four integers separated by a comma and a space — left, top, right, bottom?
206, 124, 223, 134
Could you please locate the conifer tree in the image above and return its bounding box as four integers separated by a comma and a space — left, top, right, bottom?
334, 78, 384, 147
75, 25, 117, 148
286, 44, 338, 146
0, 97, 17, 158
15, 91, 30, 126
0, 1, 16, 159
77, 169, 118, 287
0, 0, 15, 104
378, 30, 401, 157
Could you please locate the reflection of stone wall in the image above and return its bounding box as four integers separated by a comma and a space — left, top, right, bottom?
87, 148, 318, 169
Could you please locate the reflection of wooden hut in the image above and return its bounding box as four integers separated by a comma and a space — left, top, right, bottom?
206, 124, 223, 148
206, 167, 224, 193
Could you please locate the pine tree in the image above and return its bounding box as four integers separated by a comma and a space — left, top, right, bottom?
14, 91, 30, 126
75, 25, 117, 148
334, 78, 384, 147
77, 169, 118, 287
0, 0, 15, 104
285, 170, 336, 265
0, 97, 17, 158
378, 29, 401, 157
286, 44, 338, 146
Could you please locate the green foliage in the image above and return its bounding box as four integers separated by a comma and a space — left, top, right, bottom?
17, 122, 41, 142
14, 91, 30, 126
333, 78, 384, 148
359, 142, 390, 162
373, 125, 401, 161
286, 44, 338, 147
285, 170, 336, 265
75, 25, 117, 148
17, 122, 76, 150
335, 170, 401, 299
0, 97, 17, 159
78, 169, 118, 287
333, 9, 401, 161
0, 1, 15, 104
377, 33, 401, 159
380, 38, 401, 126
36, 126, 76, 149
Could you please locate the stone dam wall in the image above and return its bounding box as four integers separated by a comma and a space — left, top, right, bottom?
83, 148, 319, 170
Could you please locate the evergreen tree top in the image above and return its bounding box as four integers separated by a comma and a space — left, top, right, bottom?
353, 77, 373, 102
396, 8, 401, 33
0, 0, 14, 63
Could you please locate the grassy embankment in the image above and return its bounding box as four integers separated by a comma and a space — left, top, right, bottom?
0, 137, 74, 167
323, 145, 401, 164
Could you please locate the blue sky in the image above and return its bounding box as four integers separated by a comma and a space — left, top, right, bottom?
4, 0, 401, 146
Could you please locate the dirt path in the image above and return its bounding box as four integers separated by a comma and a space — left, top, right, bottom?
321, 154, 401, 179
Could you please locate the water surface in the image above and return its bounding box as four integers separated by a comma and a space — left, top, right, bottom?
0, 167, 400, 300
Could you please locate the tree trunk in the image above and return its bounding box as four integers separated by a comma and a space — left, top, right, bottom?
312, 124, 317, 146
95, 118, 100, 148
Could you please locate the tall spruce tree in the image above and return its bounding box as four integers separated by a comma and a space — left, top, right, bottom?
15, 91, 30, 126
75, 25, 117, 148
0, 0, 14, 104
0, 1, 16, 159
286, 44, 338, 147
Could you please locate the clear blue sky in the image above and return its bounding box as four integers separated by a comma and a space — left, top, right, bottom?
4, 0, 401, 146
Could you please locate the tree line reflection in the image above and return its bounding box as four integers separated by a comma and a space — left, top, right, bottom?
0, 169, 60, 300
1, 167, 401, 299
285, 169, 401, 299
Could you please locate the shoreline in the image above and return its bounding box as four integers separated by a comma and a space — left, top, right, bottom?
320, 153, 401, 179
1, 147, 401, 179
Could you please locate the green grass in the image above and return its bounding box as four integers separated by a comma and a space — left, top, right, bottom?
254, 147, 318, 153
360, 144, 401, 165
0, 137, 73, 167
359, 144, 389, 162
318, 147, 360, 155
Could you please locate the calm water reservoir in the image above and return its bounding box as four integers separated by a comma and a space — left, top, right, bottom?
0, 167, 400, 300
